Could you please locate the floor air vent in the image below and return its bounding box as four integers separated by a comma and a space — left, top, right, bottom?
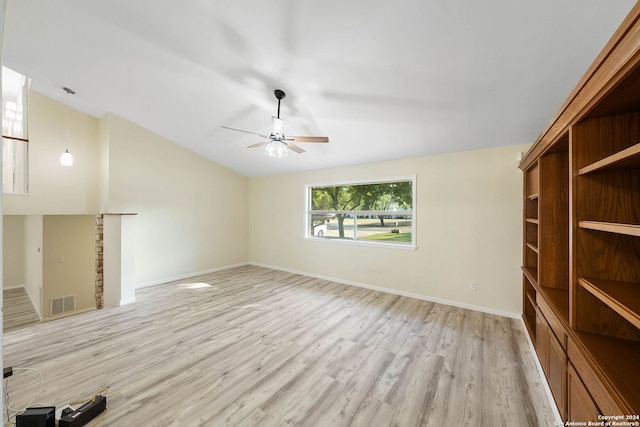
51, 295, 76, 316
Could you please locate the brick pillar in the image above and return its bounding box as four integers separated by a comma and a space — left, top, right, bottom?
95, 214, 104, 309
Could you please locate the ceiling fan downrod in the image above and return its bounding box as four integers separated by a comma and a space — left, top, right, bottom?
274, 89, 286, 119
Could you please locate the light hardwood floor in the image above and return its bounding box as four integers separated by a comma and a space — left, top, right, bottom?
3, 288, 40, 333
3, 266, 555, 426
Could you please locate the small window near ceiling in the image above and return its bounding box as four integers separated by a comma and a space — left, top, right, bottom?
2, 66, 30, 194
306, 176, 416, 248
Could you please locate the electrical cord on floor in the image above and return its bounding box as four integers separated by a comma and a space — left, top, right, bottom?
3, 367, 43, 426
4, 372, 109, 427
65, 386, 110, 427
67, 386, 109, 407
4, 377, 16, 427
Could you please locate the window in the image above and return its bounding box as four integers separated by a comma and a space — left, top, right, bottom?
2, 66, 30, 194
306, 176, 416, 248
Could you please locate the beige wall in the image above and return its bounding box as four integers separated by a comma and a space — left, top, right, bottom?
249, 144, 529, 315
4, 214, 93, 318
24, 214, 43, 316
3, 92, 250, 290
1, 3, 7, 418
42, 215, 95, 318
104, 113, 249, 286
2, 215, 25, 287
97, 114, 110, 212
3, 91, 101, 215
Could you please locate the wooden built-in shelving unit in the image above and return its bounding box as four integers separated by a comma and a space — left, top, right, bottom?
573, 332, 640, 413
519, 3, 640, 422
578, 221, 640, 237
578, 278, 640, 330
578, 142, 640, 175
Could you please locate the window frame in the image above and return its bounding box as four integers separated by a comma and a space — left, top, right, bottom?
2, 135, 29, 195
304, 175, 417, 250
2, 66, 30, 195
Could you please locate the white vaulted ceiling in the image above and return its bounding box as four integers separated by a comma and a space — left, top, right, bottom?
2, 1, 636, 177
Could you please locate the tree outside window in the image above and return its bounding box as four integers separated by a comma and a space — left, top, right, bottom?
307, 178, 415, 247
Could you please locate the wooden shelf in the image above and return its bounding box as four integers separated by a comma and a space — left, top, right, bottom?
578, 142, 640, 175
539, 286, 569, 324
579, 221, 640, 237
578, 277, 640, 330
523, 313, 536, 339
526, 242, 539, 253
522, 266, 538, 286
523, 290, 537, 337
525, 218, 539, 224
526, 290, 537, 308
576, 331, 640, 413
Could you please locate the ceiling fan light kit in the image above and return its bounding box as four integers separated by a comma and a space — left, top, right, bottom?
265, 140, 288, 158
221, 89, 329, 158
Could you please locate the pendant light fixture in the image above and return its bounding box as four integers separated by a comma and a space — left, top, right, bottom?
60, 86, 75, 166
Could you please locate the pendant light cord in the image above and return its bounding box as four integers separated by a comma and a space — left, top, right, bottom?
63, 87, 75, 151
65, 90, 69, 150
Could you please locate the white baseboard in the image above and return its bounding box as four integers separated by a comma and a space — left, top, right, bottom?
120, 297, 136, 306
3, 284, 26, 290
249, 262, 521, 319
520, 319, 563, 424
135, 262, 249, 289
136, 261, 520, 319
42, 306, 95, 323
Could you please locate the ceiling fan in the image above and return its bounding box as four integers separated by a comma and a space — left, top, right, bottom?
221, 89, 329, 158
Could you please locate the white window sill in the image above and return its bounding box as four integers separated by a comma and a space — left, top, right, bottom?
304, 236, 417, 251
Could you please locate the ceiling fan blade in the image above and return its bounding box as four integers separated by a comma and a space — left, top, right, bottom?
221, 126, 269, 138
287, 136, 329, 143
247, 141, 268, 148
284, 141, 305, 153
